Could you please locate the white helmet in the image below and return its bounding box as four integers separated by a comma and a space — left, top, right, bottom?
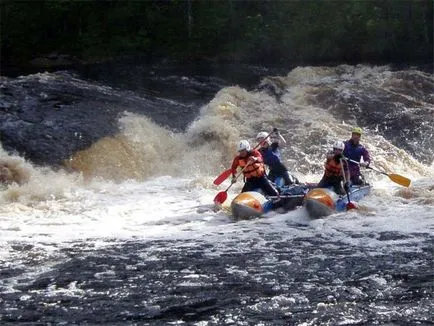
333, 140, 345, 151
237, 140, 251, 152
256, 131, 268, 140
256, 131, 271, 145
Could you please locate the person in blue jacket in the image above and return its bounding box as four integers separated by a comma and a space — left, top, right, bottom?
343, 127, 371, 185
256, 129, 299, 187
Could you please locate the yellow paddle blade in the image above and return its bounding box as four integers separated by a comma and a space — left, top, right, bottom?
388, 174, 411, 187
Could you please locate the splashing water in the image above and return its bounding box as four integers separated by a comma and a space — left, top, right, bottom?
0, 64, 433, 325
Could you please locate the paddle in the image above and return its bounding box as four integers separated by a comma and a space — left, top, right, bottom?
213, 168, 232, 186
267, 194, 305, 199
213, 129, 275, 185
346, 158, 411, 187
213, 165, 248, 205
340, 158, 356, 210
274, 128, 287, 144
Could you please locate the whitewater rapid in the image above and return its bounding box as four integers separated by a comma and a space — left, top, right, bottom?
0, 64, 433, 324
1, 170, 432, 324
0, 171, 432, 244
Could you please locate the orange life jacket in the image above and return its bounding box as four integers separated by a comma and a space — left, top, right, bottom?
238, 156, 265, 178
324, 157, 342, 177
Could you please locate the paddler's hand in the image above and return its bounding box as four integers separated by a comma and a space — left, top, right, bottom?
344, 181, 351, 192
231, 176, 237, 184
273, 127, 278, 134
247, 157, 258, 164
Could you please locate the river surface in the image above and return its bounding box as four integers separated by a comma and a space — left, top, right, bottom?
0, 63, 433, 325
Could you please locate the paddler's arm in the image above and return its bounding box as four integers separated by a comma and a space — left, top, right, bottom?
251, 149, 263, 162
361, 147, 371, 167
342, 159, 351, 183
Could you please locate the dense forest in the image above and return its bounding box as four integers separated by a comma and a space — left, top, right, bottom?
1, 0, 433, 71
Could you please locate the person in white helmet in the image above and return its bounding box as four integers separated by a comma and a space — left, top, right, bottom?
230, 140, 279, 197
256, 128, 298, 187
317, 140, 351, 195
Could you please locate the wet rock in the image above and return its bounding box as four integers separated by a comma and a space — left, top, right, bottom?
29, 53, 80, 69
0, 72, 200, 166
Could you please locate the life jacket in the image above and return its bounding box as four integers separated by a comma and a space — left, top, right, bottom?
324, 156, 342, 177
237, 152, 265, 178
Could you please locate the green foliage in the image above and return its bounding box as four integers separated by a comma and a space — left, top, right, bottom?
1, 0, 432, 67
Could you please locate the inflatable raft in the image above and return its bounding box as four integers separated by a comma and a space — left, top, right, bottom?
304, 185, 371, 218
230, 184, 313, 219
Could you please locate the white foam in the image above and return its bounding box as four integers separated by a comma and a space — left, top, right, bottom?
1, 65, 433, 278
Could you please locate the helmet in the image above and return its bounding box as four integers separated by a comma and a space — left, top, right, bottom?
333, 140, 345, 151
256, 131, 271, 145
237, 140, 251, 152
256, 131, 268, 140
352, 127, 363, 135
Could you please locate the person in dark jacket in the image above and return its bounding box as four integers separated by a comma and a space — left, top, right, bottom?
343, 127, 371, 185
256, 130, 298, 187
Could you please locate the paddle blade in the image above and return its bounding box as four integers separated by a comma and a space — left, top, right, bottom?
214, 191, 228, 205
278, 132, 287, 144
213, 169, 232, 185
346, 202, 357, 210
389, 174, 411, 187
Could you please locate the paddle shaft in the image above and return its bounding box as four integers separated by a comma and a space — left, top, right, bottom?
340, 158, 352, 206
276, 131, 287, 144
346, 158, 382, 173
224, 166, 246, 192
267, 195, 305, 199
345, 157, 411, 187
346, 157, 394, 176
213, 163, 252, 204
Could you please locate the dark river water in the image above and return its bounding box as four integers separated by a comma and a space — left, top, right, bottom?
0, 62, 433, 325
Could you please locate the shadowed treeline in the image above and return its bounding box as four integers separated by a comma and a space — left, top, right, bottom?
1, 0, 432, 72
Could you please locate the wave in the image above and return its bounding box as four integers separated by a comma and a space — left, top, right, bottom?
0, 65, 433, 188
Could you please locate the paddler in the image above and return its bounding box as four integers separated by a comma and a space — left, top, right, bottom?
256, 128, 299, 187
344, 127, 371, 185
317, 141, 351, 195
230, 140, 279, 197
